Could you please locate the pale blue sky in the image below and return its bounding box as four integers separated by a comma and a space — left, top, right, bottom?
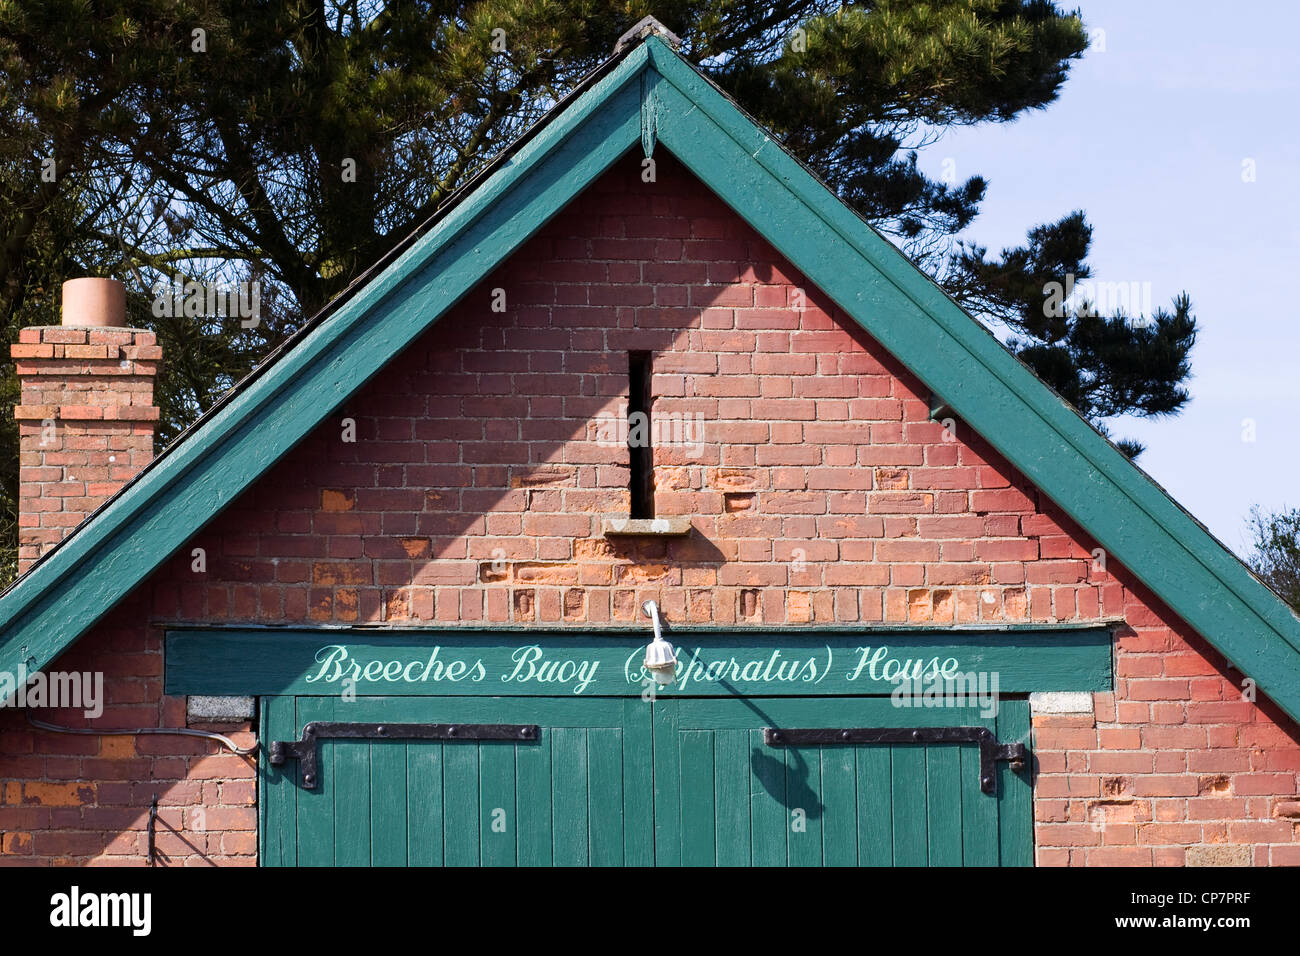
916, 1, 1299, 556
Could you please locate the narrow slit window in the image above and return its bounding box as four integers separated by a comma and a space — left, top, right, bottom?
628, 351, 654, 518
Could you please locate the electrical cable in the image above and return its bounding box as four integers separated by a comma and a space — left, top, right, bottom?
26, 711, 258, 756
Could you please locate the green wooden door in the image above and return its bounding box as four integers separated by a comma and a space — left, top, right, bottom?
263, 695, 1031, 866
260, 695, 653, 866
652, 697, 1032, 867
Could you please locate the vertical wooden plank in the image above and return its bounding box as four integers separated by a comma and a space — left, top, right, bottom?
856, 746, 892, 866
407, 738, 444, 866
259, 697, 296, 867
552, 728, 589, 866
925, 745, 963, 867
714, 729, 750, 866
750, 727, 786, 867
294, 696, 336, 867
516, 727, 553, 867
785, 746, 822, 866
621, 699, 654, 866
257, 695, 268, 867
678, 730, 716, 866
960, 742, 999, 866
997, 699, 1034, 867
369, 738, 407, 866
442, 742, 480, 866
333, 735, 371, 866
652, 700, 681, 867
588, 728, 624, 866
479, 742, 517, 867
891, 746, 928, 866
820, 743, 858, 867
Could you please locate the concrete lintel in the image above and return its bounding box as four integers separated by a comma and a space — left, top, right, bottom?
1029, 691, 1095, 715
187, 695, 255, 722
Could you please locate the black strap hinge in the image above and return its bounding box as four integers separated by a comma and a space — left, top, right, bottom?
764, 726, 1028, 795
270, 721, 539, 789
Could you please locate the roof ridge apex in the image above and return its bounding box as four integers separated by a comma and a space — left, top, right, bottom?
613, 15, 682, 55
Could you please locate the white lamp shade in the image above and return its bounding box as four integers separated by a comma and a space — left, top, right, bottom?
644, 637, 678, 685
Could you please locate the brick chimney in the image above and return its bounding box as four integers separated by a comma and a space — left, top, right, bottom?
11, 278, 161, 573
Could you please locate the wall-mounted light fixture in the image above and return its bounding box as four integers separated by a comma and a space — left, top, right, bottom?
641, 600, 678, 686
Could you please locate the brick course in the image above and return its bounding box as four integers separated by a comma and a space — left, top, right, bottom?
1, 152, 1296, 864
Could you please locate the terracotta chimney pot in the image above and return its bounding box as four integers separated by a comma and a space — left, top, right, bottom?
60, 277, 126, 328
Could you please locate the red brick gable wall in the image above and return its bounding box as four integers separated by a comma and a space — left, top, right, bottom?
2, 152, 1297, 865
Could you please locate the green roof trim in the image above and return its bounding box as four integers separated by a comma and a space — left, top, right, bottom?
3, 35, 1299, 722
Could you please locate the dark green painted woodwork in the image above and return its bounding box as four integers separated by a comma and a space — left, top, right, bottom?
292, 696, 333, 867
996, 694, 1035, 867
166, 626, 1114, 697
259, 695, 293, 866
263, 694, 1032, 867
261, 696, 654, 867
651, 697, 1029, 867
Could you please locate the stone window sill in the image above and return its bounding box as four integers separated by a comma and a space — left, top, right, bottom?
601, 516, 693, 537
